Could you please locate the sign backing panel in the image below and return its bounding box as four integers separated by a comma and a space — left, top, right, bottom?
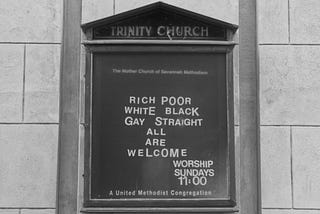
84, 46, 235, 208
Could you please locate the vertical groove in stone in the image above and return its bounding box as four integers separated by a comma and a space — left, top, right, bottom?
288, 0, 291, 43
239, 0, 261, 212
22, 45, 26, 122
290, 126, 294, 208
56, 0, 81, 213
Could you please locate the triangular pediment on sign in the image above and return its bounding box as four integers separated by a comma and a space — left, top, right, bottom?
82, 2, 238, 41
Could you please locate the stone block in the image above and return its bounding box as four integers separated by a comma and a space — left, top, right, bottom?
115, 0, 238, 24
290, 0, 320, 44
292, 127, 320, 208
0, 125, 58, 207
82, 0, 114, 24
258, 0, 289, 43
260, 45, 320, 125
24, 45, 60, 123
260, 127, 292, 208
21, 209, 55, 214
293, 211, 320, 214
292, 210, 320, 214
0, 0, 62, 43
0, 210, 19, 214
262, 209, 292, 214
0, 45, 24, 122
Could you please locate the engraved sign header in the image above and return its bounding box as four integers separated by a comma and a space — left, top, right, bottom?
82, 2, 238, 41
109, 25, 209, 38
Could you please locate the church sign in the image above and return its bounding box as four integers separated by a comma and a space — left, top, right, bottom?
82, 2, 238, 211
107, 25, 209, 38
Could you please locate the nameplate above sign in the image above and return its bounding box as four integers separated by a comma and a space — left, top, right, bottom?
108, 25, 209, 38
93, 12, 226, 40
82, 2, 238, 41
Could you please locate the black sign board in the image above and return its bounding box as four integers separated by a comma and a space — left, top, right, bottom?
84, 45, 235, 208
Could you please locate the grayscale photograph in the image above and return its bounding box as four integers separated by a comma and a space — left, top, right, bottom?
0, 0, 318, 214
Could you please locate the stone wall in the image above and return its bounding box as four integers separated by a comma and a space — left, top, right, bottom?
1, 0, 319, 213
0, 0, 62, 213
259, 0, 320, 213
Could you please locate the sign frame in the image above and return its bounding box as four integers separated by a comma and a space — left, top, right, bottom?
83, 43, 236, 211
